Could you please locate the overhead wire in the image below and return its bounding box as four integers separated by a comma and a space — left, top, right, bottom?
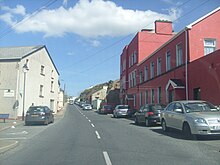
0, 0, 59, 39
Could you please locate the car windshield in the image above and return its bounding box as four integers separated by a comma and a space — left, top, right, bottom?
183, 102, 218, 113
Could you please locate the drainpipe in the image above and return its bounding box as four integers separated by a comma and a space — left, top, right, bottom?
185, 28, 189, 100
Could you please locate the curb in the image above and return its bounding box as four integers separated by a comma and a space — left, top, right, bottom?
0, 140, 19, 154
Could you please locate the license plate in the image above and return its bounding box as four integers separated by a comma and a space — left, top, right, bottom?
31, 115, 39, 117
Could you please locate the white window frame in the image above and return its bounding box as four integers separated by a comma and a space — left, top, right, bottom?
166, 51, 171, 71
157, 57, 162, 76
176, 44, 183, 67
150, 62, 154, 79
144, 66, 148, 81
204, 38, 216, 55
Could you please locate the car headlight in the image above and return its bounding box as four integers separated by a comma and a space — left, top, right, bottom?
194, 118, 207, 124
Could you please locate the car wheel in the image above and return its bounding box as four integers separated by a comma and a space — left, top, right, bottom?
145, 118, 151, 127
135, 117, 139, 125
44, 119, 49, 125
182, 123, 195, 140
161, 119, 169, 132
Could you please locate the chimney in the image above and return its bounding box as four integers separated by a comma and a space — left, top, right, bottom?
155, 20, 172, 35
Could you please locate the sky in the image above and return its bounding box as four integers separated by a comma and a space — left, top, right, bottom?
0, 0, 219, 96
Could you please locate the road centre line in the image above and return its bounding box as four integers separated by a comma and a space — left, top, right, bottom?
88, 120, 91, 122
91, 123, 95, 128
103, 151, 112, 165
0, 137, 27, 140
95, 131, 101, 139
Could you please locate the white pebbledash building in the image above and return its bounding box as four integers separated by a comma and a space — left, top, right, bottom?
0, 45, 60, 119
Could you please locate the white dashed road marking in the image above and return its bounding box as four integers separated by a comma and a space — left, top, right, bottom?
91, 124, 95, 128
95, 131, 101, 139
103, 151, 112, 165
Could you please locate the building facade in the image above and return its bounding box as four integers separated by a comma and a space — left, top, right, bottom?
120, 7, 220, 110
0, 45, 60, 119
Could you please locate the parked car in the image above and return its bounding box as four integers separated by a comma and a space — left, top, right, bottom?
99, 105, 113, 114
113, 105, 130, 118
134, 104, 165, 126
83, 104, 92, 110
25, 106, 54, 125
126, 109, 137, 118
160, 100, 220, 139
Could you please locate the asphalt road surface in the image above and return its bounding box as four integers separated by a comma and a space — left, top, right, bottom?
0, 104, 220, 165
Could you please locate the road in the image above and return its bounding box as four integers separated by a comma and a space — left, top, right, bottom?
0, 104, 220, 165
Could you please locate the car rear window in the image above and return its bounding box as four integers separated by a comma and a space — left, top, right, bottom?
28, 107, 45, 112
118, 105, 130, 109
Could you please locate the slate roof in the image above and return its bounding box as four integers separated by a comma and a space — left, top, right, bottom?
0, 45, 44, 60
0, 45, 59, 75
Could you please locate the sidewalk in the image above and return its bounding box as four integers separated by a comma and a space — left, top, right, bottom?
0, 119, 23, 154
0, 105, 67, 154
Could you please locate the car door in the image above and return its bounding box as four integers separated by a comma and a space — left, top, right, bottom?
136, 106, 144, 122
171, 103, 185, 130
163, 103, 175, 127
139, 105, 149, 123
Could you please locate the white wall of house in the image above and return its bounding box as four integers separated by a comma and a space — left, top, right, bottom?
0, 46, 60, 118
17, 48, 59, 117
0, 61, 19, 118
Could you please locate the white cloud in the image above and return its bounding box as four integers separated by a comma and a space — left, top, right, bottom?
1, 5, 26, 15
0, 0, 181, 38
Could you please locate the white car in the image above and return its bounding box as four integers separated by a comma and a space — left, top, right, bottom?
83, 104, 92, 110
113, 105, 130, 118
160, 100, 220, 139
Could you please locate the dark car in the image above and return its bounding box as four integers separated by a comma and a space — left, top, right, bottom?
99, 105, 113, 114
25, 106, 54, 125
134, 104, 165, 126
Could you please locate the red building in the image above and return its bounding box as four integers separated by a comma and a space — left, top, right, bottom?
120, 7, 220, 110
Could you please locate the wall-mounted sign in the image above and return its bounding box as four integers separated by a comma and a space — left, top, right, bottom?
4, 90, 15, 97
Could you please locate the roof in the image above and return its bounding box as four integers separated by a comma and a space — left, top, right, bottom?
187, 6, 220, 29
0, 45, 44, 60
0, 45, 59, 75
166, 79, 185, 90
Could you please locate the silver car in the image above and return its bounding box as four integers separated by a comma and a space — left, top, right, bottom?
160, 100, 220, 139
113, 105, 130, 118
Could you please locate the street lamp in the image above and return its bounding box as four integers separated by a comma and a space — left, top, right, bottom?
22, 63, 29, 121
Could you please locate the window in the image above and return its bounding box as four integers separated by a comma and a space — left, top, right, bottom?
193, 88, 201, 100
51, 70, 54, 79
133, 51, 137, 64
40, 65, 45, 76
150, 62, 154, 79
122, 60, 126, 71
139, 92, 143, 107
39, 85, 44, 97
139, 71, 143, 84
166, 51, 171, 71
157, 57, 162, 76
133, 94, 136, 107
176, 44, 183, 66
158, 87, 162, 104
204, 39, 216, 55
145, 90, 148, 104
151, 89, 155, 104
51, 81, 54, 93
144, 66, 148, 81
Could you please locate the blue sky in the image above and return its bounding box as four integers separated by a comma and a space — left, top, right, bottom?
0, 0, 219, 96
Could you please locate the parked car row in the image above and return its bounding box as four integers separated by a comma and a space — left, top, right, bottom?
96, 100, 220, 140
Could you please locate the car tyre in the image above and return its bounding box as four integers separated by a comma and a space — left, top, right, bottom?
135, 117, 139, 125
182, 123, 196, 140
161, 119, 169, 132
145, 118, 151, 127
